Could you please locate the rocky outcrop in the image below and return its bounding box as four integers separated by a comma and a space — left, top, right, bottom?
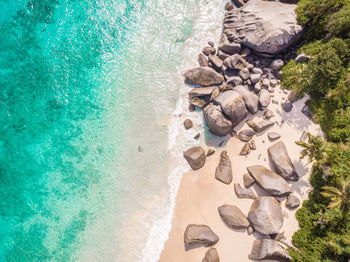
234, 85, 259, 113
247, 165, 291, 197
249, 239, 291, 261
234, 183, 257, 199
204, 103, 233, 136
215, 151, 233, 184
238, 129, 256, 142
219, 34, 241, 55
218, 204, 250, 230
183, 146, 206, 170
185, 67, 224, 86
247, 196, 283, 235
202, 248, 220, 262
223, 0, 302, 55
268, 141, 299, 181
214, 91, 248, 126
184, 224, 219, 248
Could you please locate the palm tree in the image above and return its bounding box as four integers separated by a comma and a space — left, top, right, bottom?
320, 176, 350, 214
296, 132, 326, 163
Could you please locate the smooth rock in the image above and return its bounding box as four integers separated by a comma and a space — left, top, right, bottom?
254, 83, 261, 93
204, 103, 233, 137
234, 183, 257, 199
247, 196, 284, 235
259, 89, 270, 107
268, 141, 298, 181
253, 120, 274, 133
208, 54, 224, 69
243, 173, 255, 187
218, 204, 250, 230
281, 102, 293, 112
268, 132, 281, 140
234, 85, 259, 113
263, 109, 274, 120
184, 119, 193, 129
188, 86, 218, 98
249, 140, 256, 150
240, 143, 251, 155
215, 151, 233, 184
190, 97, 209, 108
249, 239, 291, 261
184, 224, 219, 248
238, 129, 256, 142
214, 90, 248, 126
224, 54, 248, 70
185, 67, 224, 86
183, 146, 206, 170
247, 165, 291, 197
226, 76, 243, 86
246, 120, 256, 129
239, 68, 250, 80
219, 34, 241, 55
270, 59, 284, 71
268, 87, 275, 93
270, 79, 277, 87
198, 53, 209, 67
262, 78, 270, 87
217, 50, 230, 61
252, 67, 263, 75
203, 46, 216, 56
286, 194, 300, 209
250, 73, 261, 84
202, 248, 220, 262
247, 226, 254, 235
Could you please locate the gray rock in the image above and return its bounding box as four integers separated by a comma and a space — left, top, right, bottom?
226, 76, 243, 86
262, 78, 270, 87
250, 73, 261, 84
240, 143, 251, 155
224, 54, 248, 70
281, 102, 293, 112
295, 52, 311, 63
270, 59, 284, 71
247, 165, 291, 197
268, 87, 275, 93
185, 67, 224, 86
238, 129, 256, 142
208, 54, 223, 69
270, 79, 277, 87
254, 82, 262, 93
218, 204, 250, 230
188, 86, 218, 98
252, 67, 263, 75
247, 196, 284, 235
234, 85, 259, 113
215, 151, 233, 184
239, 68, 250, 80
249, 239, 291, 261
234, 183, 257, 199
286, 194, 300, 209
263, 109, 274, 120
202, 248, 220, 262
224, 0, 302, 54
184, 119, 193, 129
268, 141, 299, 181
198, 53, 209, 67
268, 132, 281, 140
249, 140, 256, 150
253, 120, 274, 133
204, 103, 233, 137
190, 97, 209, 108
214, 91, 248, 126
219, 34, 241, 55
183, 146, 206, 170
243, 173, 255, 187
259, 89, 270, 107
202, 46, 216, 56
184, 224, 219, 248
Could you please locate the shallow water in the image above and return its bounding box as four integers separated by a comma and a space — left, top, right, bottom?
0, 0, 225, 261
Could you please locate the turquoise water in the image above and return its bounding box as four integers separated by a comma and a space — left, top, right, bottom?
0, 0, 224, 261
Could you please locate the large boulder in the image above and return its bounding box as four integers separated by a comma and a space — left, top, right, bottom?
247, 165, 291, 197
234, 85, 259, 113
247, 196, 283, 235
268, 141, 299, 181
214, 91, 248, 126
184, 224, 219, 248
202, 248, 220, 262
185, 67, 224, 86
218, 204, 250, 229
215, 151, 233, 184
224, 0, 302, 55
223, 54, 248, 70
249, 239, 291, 261
183, 147, 206, 170
204, 103, 233, 136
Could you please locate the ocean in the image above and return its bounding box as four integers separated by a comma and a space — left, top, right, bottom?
0, 0, 225, 261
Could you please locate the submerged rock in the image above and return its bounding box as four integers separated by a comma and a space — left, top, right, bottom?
268, 141, 299, 181
247, 196, 283, 235
249, 239, 291, 261
202, 248, 220, 262
215, 151, 233, 184
184, 224, 219, 248
183, 146, 206, 170
185, 67, 224, 86
204, 103, 233, 137
218, 204, 250, 230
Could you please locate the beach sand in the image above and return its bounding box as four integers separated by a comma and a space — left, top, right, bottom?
159, 86, 323, 261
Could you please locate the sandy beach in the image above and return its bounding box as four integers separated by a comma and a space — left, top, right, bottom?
159, 86, 323, 261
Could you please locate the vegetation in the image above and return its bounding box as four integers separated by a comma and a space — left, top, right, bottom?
281, 0, 350, 261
